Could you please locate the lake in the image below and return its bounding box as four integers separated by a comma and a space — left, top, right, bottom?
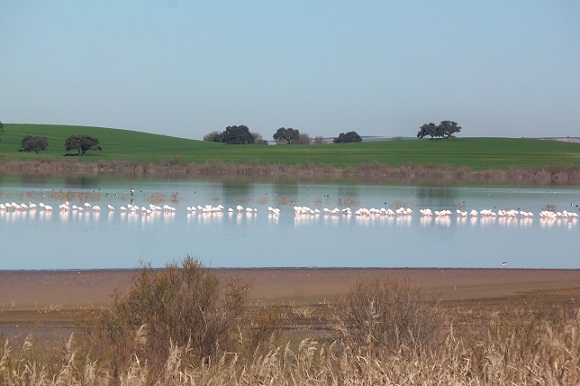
0, 176, 578, 270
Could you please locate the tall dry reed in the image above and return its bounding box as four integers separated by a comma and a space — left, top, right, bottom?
3, 159, 580, 185
2, 263, 580, 385
3, 308, 580, 385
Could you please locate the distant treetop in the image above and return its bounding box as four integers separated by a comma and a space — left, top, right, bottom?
333, 131, 362, 143
211, 125, 255, 144
64, 135, 102, 155
273, 127, 300, 144
21, 135, 49, 153
417, 121, 462, 139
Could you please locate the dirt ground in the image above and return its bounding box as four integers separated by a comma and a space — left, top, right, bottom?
1, 268, 580, 340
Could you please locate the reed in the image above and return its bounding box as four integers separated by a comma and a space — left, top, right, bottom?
3, 159, 580, 185
2, 258, 579, 385
2, 308, 579, 385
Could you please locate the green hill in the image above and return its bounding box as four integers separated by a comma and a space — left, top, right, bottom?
1, 124, 579, 170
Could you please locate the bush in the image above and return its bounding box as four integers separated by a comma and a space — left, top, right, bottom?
334, 277, 445, 356
296, 133, 311, 145
202, 131, 220, 142
313, 135, 326, 144
87, 257, 249, 374
251, 131, 269, 145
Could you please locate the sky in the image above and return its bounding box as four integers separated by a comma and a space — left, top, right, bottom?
2, 1, 579, 140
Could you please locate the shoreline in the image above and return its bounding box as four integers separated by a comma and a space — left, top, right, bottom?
2, 159, 580, 185
2, 266, 579, 274
2, 267, 580, 310
2, 266, 580, 345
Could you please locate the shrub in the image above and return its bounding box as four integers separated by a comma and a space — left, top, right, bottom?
334, 277, 445, 356
202, 131, 220, 142
313, 135, 326, 144
296, 133, 312, 145
87, 257, 249, 374
251, 131, 268, 145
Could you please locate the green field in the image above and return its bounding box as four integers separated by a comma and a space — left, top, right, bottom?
1, 123, 579, 170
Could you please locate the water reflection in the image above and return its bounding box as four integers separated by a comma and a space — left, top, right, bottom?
417, 186, 459, 207
64, 175, 101, 189
222, 180, 253, 207
2, 200, 578, 230
1, 179, 579, 270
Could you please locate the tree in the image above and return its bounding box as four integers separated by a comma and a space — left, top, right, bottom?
64, 135, 102, 155
213, 125, 255, 144
417, 121, 462, 139
21, 135, 49, 153
273, 127, 300, 144
0, 121, 4, 134
440, 120, 462, 138
417, 122, 438, 139
333, 131, 362, 143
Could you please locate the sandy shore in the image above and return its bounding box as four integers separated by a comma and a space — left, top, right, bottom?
2, 268, 580, 310
2, 268, 579, 340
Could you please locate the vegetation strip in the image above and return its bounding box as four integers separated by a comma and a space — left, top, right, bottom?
1, 258, 579, 385
1, 124, 580, 184
0, 124, 579, 170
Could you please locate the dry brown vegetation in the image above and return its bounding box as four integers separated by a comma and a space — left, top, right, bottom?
1, 260, 580, 385
3, 159, 580, 185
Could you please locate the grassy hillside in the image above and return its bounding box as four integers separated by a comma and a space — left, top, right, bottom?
1, 124, 579, 170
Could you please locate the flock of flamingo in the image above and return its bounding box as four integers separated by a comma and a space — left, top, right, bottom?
0, 199, 578, 225
289, 205, 578, 225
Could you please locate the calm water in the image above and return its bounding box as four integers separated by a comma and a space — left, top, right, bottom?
0, 176, 578, 270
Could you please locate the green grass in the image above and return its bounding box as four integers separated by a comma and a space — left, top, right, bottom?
1, 123, 579, 170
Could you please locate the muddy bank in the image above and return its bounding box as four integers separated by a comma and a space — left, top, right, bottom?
2, 268, 580, 310
2, 159, 580, 185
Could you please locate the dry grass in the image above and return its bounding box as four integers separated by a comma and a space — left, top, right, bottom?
1, 263, 580, 385
3, 159, 580, 185
2, 309, 580, 385
334, 277, 446, 357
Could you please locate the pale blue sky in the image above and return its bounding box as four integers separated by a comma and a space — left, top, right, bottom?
2, 1, 579, 140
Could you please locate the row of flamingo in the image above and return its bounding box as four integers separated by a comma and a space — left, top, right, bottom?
292, 205, 578, 220
1, 201, 578, 221
0, 201, 178, 215
185, 204, 284, 215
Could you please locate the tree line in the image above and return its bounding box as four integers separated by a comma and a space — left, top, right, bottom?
18, 134, 102, 155
204, 120, 463, 145
203, 125, 363, 145
2, 119, 463, 155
